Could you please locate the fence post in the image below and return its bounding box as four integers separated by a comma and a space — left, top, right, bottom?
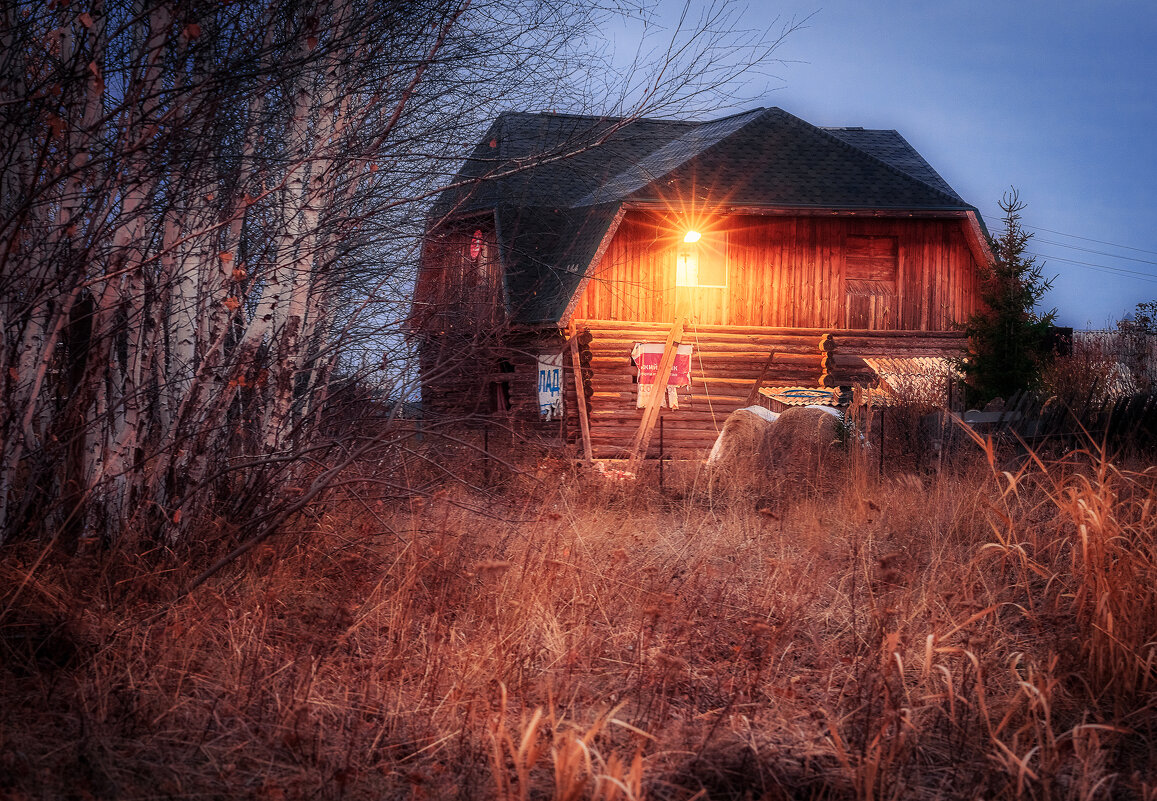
879, 406, 885, 476
659, 416, 665, 492
484, 423, 491, 483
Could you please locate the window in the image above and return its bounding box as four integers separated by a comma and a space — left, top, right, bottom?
675, 236, 727, 288
675, 245, 698, 287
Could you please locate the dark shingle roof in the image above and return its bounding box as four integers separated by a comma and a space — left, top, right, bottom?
431, 113, 695, 217
496, 202, 621, 323
429, 107, 977, 325
575, 108, 765, 205
822, 126, 962, 201
628, 108, 968, 210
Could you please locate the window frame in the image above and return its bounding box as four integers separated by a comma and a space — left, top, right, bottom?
675, 233, 728, 289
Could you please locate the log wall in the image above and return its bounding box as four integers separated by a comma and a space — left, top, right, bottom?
565, 320, 967, 459
570, 213, 981, 330
417, 329, 566, 441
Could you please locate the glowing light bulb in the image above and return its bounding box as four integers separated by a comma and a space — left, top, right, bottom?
683, 230, 701, 243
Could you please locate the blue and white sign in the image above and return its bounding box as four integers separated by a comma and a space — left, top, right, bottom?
537, 354, 564, 421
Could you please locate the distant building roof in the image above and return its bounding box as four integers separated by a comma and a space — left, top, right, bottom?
429, 107, 981, 325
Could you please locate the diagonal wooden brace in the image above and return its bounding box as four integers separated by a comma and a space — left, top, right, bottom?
626, 316, 685, 473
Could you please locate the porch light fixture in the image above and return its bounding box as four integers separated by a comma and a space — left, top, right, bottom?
683, 230, 701, 243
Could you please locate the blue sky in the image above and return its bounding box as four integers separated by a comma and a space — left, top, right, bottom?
623, 0, 1157, 328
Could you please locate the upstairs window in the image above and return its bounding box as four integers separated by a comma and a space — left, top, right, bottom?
675, 234, 727, 288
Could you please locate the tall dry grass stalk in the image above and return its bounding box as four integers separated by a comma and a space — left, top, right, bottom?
1, 437, 1155, 799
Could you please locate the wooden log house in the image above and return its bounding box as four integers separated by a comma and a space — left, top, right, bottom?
411, 107, 991, 459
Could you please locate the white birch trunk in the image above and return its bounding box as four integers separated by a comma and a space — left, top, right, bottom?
258, 2, 358, 453
0, 7, 106, 541
81, 2, 171, 539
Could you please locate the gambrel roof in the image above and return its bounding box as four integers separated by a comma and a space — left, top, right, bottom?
428, 107, 984, 325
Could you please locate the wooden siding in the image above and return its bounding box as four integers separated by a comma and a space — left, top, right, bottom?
416, 316, 968, 457
571, 213, 980, 331
415, 216, 531, 425
412, 218, 503, 336
418, 330, 566, 436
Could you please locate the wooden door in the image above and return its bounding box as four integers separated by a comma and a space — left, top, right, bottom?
844, 234, 898, 329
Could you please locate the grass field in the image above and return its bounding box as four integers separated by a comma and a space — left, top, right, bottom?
2, 435, 1156, 800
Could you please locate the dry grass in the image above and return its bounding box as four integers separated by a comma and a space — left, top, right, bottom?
2, 438, 1157, 800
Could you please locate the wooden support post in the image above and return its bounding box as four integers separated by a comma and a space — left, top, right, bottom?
569, 329, 593, 463
483, 424, 491, 483
743, 350, 777, 406
658, 417, 664, 492
627, 317, 685, 474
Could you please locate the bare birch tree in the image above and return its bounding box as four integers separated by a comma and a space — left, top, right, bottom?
0, 0, 788, 549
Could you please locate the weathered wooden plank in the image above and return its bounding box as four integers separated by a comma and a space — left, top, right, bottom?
591, 421, 729, 434
595, 432, 719, 445
580, 321, 966, 340
569, 330, 593, 462
742, 351, 777, 405
586, 352, 823, 371
590, 371, 823, 391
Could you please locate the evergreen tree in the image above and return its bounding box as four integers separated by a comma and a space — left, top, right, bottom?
961, 190, 1057, 405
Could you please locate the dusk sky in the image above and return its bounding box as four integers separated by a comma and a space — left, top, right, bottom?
625, 0, 1157, 329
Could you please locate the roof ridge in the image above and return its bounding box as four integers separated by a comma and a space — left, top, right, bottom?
681, 106, 770, 124
574, 107, 770, 206
643, 105, 773, 177
498, 109, 703, 127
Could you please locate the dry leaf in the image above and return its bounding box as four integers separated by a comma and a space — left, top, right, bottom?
219, 251, 233, 263
223, 296, 241, 311
78, 11, 93, 28
172, 509, 182, 524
